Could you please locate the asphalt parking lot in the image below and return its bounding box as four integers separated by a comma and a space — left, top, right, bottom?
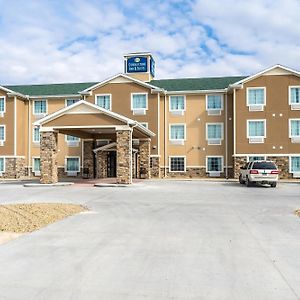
0, 180, 300, 300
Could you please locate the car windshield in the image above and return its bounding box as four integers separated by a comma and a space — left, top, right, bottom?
252, 162, 277, 170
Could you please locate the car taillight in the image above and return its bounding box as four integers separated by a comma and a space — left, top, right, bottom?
271, 170, 279, 174
250, 170, 259, 174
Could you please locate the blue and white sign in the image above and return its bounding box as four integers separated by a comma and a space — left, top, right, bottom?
127, 56, 148, 73
150, 57, 155, 77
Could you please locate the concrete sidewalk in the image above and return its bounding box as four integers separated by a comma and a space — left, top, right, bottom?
0, 181, 299, 299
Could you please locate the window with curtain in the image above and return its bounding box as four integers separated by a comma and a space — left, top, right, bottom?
33, 127, 40, 143
0, 97, 5, 112
0, 126, 5, 141
207, 124, 222, 139
291, 157, 300, 172
247, 88, 265, 105
33, 158, 40, 172
170, 125, 185, 140
207, 95, 222, 109
66, 99, 79, 107
132, 94, 147, 109
290, 87, 300, 104
66, 158, 80, 172
34, 100, 47, 114
290, 120, 300, 136
207, 157, 222, 172
248, 156, 265, 162
0, 158, 4, 172
248, 121, 265, 137
170, 96, 185, 111
170, 157, 185, 172
66, 135, 79, 141
96, 95, 111, 110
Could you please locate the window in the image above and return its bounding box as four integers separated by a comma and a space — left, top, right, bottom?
33, 127, 40, 143
33, 158, 40, 172
0, 157, 4, 173
289, 87, 300, 106
290, 157, 300, 173
95, 94, 111, 110
170, 124, 185, 140
247, 120, 266, 143
0, 97, 5, 114
66, 135, 79, 142
131, 93, 147, 110
206, 123, 223, 143
290, 120, 300, 137
207, 157, 223, 172
66, 99, 79, 107
170, 157, 185, 172
247, 88, 266, 106
248, 156, 266, 162
66, 157, 80, 172
169, 96, 185, 111
206, 95, 223, 110
0, 125, 5, 142
33, 100, 47, 115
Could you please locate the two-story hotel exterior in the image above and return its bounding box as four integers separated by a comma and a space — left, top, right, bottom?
0, 52, 300, 184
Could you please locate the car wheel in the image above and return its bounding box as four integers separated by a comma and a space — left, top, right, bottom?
270, 182, 277, 188
239, 175, 245, 184
245, 177, 251, 187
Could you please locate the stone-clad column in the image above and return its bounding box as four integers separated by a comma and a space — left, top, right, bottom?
116, 129, 132, 184
83, 140, 94, 179
96, 151, 108, 178
139, 138, 151, 179
40, 131, 58, 184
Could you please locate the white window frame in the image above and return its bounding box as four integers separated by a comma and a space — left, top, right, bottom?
289, 86, 300, 110
0, 96, 6, 116
206, 156, 224, 173
247, 119, 266, 143
140, 122, 148, 129
33, 99, 48, 115
32, 157, 41, 176
206, 122, 224, 145
169, 123, 186, 144
169, 95, 186, 114
289, 155, 300, 177
289, 119, 300, 143
65, 99, 80, 107
206, 94, 224, 111
247, 155, 266, 162
95, 94, 112, 111
0, 157, 5, 174
65, 135, 80, 147
169, 156, 186, 172
131, 93, 148, 113
0, 125, 6, 144
65, 156, 81, 174
33, 126, 40, 144
246, 87, 266, 111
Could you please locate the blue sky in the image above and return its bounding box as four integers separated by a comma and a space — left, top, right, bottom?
0, 0, 300, 84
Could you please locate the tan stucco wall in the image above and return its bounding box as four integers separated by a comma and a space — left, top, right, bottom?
235, 75, 300, 154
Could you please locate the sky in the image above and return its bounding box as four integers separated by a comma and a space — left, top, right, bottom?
0, 0, 300, 85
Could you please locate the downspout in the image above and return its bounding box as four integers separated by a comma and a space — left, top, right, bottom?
27, 97, 31, 175
164, 92, 167, 178
225, 93, 228, 179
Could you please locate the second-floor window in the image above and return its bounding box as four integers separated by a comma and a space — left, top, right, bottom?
0, 125, 5, 142
96, 94, 111, 110
207, 123, 223, 139
290, 120, 300, 143
132, 93, 147, 112
34, 100, 47, 115
66, 99, 79, 107
170, 96, 185, 111
33, 127, 40, 143
247, 120, 266, 143
170, 124, 185, 140
0, 97, 5, 114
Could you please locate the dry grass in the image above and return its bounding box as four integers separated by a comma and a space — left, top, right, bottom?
295, 210, 300, 217
0, 203, 87, 233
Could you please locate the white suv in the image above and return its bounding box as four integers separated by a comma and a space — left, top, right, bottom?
239, 161, 279, 187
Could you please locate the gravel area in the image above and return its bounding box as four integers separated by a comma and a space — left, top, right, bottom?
0, 203, 86, 233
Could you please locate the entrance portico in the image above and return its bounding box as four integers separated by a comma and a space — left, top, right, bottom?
35, 101, 155, 184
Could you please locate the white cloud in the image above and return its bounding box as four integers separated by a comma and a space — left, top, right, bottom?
0, 0, 299, 84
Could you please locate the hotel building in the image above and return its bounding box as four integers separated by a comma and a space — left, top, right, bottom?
0, 52, 300, 184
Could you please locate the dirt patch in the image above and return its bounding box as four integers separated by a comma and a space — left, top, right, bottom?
295, 210, 300, 217
0, 203, 87, 233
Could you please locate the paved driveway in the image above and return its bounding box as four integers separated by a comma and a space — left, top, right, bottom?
0, 180, 300, 300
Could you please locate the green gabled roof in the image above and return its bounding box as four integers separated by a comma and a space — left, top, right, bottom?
150, 76, 247, 91
3, 82, 98, 96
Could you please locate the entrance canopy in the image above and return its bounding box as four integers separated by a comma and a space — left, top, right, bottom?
34, 100, 155, 139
